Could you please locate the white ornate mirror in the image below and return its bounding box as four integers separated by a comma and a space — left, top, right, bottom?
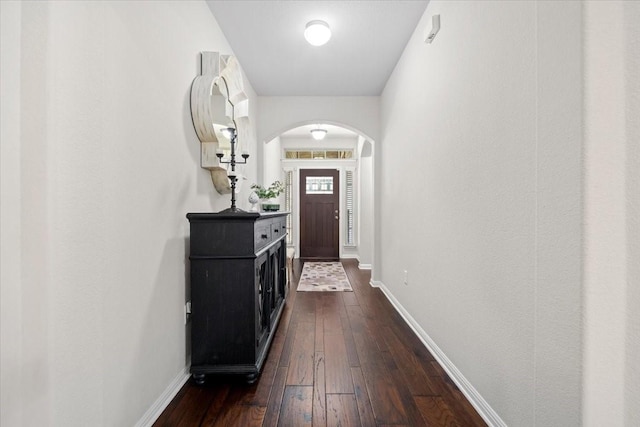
190, 52, 250, 195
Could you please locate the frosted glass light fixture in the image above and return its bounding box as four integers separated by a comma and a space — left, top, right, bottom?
304, 20, 331, 46
310, 128, 327, 140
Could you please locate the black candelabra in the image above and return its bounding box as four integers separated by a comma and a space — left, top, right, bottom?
216, 127, 249, 213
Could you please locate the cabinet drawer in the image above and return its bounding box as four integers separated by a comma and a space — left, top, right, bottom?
270, 220, 285, 240
275, 217, 287, 237
255, 223, 271, 251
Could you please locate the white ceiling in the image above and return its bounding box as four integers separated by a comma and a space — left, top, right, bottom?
206, 0, 429, 96
280, 123, 357, 139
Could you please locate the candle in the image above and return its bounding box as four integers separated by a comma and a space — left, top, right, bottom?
216, 148, 223, 155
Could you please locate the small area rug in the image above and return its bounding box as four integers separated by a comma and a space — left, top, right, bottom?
297, 262, 353, 292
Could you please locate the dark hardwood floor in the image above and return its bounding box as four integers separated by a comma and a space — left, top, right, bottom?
154, 259, 487, 426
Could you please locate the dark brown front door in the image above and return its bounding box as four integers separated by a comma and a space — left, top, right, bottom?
300, 169, 340, 259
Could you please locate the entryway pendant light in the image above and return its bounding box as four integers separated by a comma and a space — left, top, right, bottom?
310, 128, 328, 140
304, 20, 331, 46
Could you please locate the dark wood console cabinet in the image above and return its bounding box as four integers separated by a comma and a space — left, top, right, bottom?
186, 211, 289, 384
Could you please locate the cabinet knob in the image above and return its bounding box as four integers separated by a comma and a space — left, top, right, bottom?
274, 229, 279, 233
261, 234, 268, 239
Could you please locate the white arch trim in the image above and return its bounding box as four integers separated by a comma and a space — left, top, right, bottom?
264, 119, 377, 279
262, 119, 376, 145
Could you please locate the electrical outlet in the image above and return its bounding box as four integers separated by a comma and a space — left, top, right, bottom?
403, 270, 408, 285
184, 301, 192, 325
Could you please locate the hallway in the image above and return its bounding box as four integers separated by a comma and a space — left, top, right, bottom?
154, 260, 486, 426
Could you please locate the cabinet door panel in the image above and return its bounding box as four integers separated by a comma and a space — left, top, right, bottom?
275, 240, 287, 301
256, 252, 270, 351
191, 259, 255, 365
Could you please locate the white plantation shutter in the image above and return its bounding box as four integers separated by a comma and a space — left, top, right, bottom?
345, 170, 355, 246
285, 170, 293, 245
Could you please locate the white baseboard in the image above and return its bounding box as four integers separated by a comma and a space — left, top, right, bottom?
135, 366, 190, 427
357, 263, 372, 270
376, 281, 506, 427
370, 279, 383, 288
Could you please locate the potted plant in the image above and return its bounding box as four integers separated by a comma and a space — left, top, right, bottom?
251, 180, 285, 211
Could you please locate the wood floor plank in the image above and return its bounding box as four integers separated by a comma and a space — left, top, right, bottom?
197, 379, 261, 427
315, 298, 324, 352
415, 396, 462, 427
339, 305, 360, 367
239, 339, 282, 406
351, 331, 407, 425
313, 352, 327, 427
342, 321, 360, 368
197, 386, 231, 426
324, 331, 354, 394
293, 292, 318, 324
346, 298, 388, 355
275, 292, 296, 340
351, 367, 376, 427
381, 348, 433, 427
154, 382, 220, 426
342, 290, 359, 306
326, 394, 361, 427
381, 325, 437, 396
208, 404, 265, 427
278, 386, 313, 427
442, 377, 487, 426
263, 367, 288, 427
321, 293, 344, 333
286, 321, 316, 386
278, 319, 298, 368
430, 360, 447, 377
429, 375, 487, 426
387, 313, 436, 361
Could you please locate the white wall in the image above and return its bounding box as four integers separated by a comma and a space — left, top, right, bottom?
357, 138, 374, 268
380, 1, 582, 425
583, 1, 640, 425
1, 2, 24, 426
624, 4, 640, 425
262, 135, 283, 203
0, 1, 258, 425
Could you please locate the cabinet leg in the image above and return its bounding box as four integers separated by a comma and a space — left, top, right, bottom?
246, 373, 258, 384
193, 373, 206, 385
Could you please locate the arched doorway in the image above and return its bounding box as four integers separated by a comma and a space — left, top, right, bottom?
260, 122, 375, 272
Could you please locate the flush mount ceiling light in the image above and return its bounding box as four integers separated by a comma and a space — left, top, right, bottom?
310, 128, 328, 140
304, 20, 331, 46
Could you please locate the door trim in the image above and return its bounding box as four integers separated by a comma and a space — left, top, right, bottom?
299, 168, 340, 260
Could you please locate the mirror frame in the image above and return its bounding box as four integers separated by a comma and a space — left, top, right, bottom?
190, 52, 250, 194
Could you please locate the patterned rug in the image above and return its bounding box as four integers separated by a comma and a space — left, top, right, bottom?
297, 262, 353, 292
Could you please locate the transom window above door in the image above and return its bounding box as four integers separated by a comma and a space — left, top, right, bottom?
285, 150, 353, 159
